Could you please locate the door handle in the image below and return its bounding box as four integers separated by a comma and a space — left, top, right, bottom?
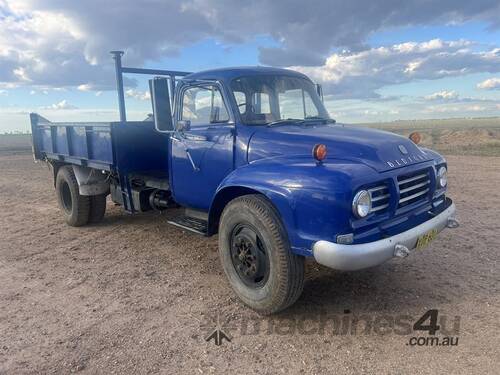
170, 134, 181, 142
185, 149, 200, 172
173, 131, 208, 142
184, 133, 208, 142
171, 132, 207, 172
171, 134, 201, 172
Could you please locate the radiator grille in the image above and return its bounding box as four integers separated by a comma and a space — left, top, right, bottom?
368, 184, 390, 214
397, 170, 430, 208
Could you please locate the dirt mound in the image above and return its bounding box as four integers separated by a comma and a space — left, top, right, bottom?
437, 128, 500, 147
386, 128, 500, 156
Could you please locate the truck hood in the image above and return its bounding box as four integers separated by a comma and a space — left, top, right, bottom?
247, 123, 432, 172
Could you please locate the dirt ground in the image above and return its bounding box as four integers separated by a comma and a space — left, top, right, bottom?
0, 152, 499, 374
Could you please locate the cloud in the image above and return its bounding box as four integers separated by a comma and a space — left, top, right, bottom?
253, 2, 500, 66
252, 1, 500, 66
41, 99, 78, 110
324, 94, 500, 122
425, 90, 459, 101
292, 40, 500, 98
477, 77, 500, 90
0, 11, 115, 90
423, 104, 488, 113
125, 89, 151, 101
77, 84, 93, 92
0, 89, 7, 96
1, 0, 499, 92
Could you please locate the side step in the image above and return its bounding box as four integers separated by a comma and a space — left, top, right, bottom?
167, 216, 208, 236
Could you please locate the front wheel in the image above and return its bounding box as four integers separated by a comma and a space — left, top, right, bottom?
218, 195, 305, 314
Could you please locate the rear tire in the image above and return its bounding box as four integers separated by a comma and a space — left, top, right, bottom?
88, 194, 107, 223
218, 194, 305, 314
55, 166, 90, 227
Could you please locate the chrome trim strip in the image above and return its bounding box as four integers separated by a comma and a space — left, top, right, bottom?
366, 185, 390, 214
399, 188, 429, 203
368, 186, 388, 193
399, 180, 430, 194
370, 203, 389, 212
398, 173, 427, 185
312, 202, 457, 271
371, 193, 389, 202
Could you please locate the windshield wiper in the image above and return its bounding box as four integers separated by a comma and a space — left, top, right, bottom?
304, 116, 336, 124
267, 117, 336, 127
267, 118, 305, 127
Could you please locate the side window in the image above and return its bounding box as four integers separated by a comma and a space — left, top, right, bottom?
182, 86, 229, 126
252, 92, 271, 114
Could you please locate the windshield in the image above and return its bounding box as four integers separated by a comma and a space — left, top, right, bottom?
231, 75, 331, 125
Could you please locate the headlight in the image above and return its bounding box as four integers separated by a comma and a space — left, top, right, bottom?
352, 190, 371, 218
437, 166, 447, 188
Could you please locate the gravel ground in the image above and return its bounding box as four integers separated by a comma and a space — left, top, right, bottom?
0, 153, 499, 374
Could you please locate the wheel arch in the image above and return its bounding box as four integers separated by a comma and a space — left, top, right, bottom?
51, 162, 109, 196
208, 185, 262, 235
208, 184, 297, 248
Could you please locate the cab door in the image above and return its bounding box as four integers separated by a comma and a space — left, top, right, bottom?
170, 83, 235, 210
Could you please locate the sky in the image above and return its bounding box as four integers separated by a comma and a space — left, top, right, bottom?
0, 0, 499, 132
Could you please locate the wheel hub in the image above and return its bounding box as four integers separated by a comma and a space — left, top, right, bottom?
230, 225, 269, 288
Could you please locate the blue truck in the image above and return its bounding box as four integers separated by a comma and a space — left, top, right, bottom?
30, 51, 459, 314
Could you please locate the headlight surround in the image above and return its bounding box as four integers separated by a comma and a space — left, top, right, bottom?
437, 166, 447, 188
352, 190, 371, 218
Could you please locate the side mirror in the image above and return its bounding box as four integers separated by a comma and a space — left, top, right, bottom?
149, 77, 174, 132
177, 120, 191, 132
316, 83, 324, 102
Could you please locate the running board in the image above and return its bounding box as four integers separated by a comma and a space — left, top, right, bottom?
167, 215, 208, 236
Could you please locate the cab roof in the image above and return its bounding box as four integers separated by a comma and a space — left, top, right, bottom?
182, 66, 310, 82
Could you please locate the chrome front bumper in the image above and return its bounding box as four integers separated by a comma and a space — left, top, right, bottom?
312, 202, 457, 271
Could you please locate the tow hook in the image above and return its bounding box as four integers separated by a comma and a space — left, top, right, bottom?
447, 217, 460, 228
394, 244, 410, 258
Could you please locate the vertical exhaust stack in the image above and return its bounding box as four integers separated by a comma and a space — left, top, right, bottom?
110, 50, 126, 122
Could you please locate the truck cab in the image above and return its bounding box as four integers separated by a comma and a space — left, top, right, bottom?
30, 52, 458, 314
169, 67, 330, 211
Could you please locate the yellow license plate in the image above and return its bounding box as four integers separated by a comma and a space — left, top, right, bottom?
415, 229, 438, 250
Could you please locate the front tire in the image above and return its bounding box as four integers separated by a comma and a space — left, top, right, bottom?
55, 166, 90, 227
218, 195, 305, 314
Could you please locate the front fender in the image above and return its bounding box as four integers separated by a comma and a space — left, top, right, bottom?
420, 147, 446, 166
209, 156, 377, 256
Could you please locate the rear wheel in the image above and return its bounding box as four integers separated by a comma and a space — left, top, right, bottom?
88, 194, 107, 223
55, 166, 90, 227
218, 195, 305, 314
